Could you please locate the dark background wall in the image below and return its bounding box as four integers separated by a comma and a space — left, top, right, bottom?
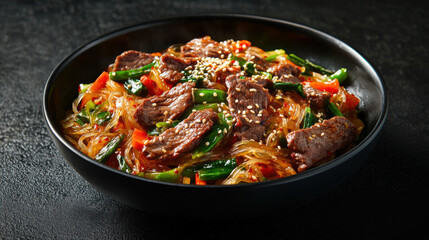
1, 0, 428, 239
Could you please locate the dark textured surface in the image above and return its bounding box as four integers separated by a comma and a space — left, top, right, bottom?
1, 0, 428, 239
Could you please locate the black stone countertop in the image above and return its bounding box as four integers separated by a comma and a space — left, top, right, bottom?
1, 0, 428, 239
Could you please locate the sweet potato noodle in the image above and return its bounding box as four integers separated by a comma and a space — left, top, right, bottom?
61, 36, 364, 185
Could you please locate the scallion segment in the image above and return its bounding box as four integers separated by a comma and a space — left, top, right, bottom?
109, 62, 156, 82
95, 134, 125, 163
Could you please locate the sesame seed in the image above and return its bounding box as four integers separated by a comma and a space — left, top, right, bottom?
164, 111, 168, 115
192, 109, 197, 112
255, 120, 260, 124
175, 129, 179, 134
249, 88, 257, 92
196, 119, 201, 123
223, 128, 228, 134
235, 87, 241, 92
159, 137, 163, 141
202, 119, 206, 123
321, 132, 325, 136
218, 108, 222, 112
235, 99, 239, 103
277, 145, 281, 150
143, 140, 149, 145
312, 134, 316, 138
111, 72, 116, 76
247, 105, 253, 109
257, 114, 262, 117
202, 101, 207, 104
230, 108, 235, 112
237, 110, 241, 114
162, 148, 167, 153
309, 136, 313, 140
152, 103, 157, 106
199, 92, 205, 97
255, 103, 259, 108
250, 110, 255, 114
218, 129, 222, 134
205, 142, 210, 146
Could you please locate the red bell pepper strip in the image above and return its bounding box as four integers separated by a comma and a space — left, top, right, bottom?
132, 128, 148, 151
195, 173, 207, 185
306, 79, 339, 94
140, 75, 163, 96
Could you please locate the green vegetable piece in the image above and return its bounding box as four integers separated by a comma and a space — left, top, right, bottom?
95, 111, 111, 125
198, 167, 234, 181
192, 113, 231, 159
273, 82, 306, 98
79, 83, 91, 94
327, 102, 344, 117
147, 128, 161, 136
76, 109, 90, 124
85, 100, 97, 111
193, 89, 227, 104
302, 107, 317, 129
259, 71, 273, 80
124, 79, 147, 96
76, 100, 96, 124
156, 120, 179, 129
329, 68, 348, 84
95, 134, 125, 163
109, 62, 156, 82
181, 103, 220, 120
264, 49, 285, 62
182, 158, 237, 179
117, 155, 132, 174
144, 169, 180, 183
228, 54, 247, 66
287, 54, 333, 75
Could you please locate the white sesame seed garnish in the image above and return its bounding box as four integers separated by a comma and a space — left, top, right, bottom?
159, 137, 163, 141
218, 130, 222, 134
250, 110, 255, 114
213, 92, 218, 97
111, 72, 116, 76
175, 129, 179, 134
277, 145, 281, 150
255, 103, 259, 108
218, 108, 222, 112
312, 134, 316, 138
152, 103, 157, 106
199, 92, 204, 97
164, 111, 168, 115
192, 109, 197, 112
235, 87, 241, 92
202, 119, 206, 123
202, 101, 207, 104
249, 88, 257, 92
257, 114, 262, 117
321, 132, 325, 136
255, 120, 260, 124
162, 148, 167, 153
247, 105, 253, 109
235, 99, 239, 103
205, 142, 210, 146
223, 128, 228, 134
309, 136, 313, 140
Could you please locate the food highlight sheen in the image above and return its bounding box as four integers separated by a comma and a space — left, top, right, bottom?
61, 36, 364, 185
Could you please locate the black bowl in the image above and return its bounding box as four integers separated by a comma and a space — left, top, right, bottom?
43, 14, 388, 216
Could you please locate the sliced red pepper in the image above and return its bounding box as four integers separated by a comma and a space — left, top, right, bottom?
131, 128, 148, 151
195, 173, 207, 185
140, 75, 163, 96
90, 71, 109, 92
344, 91, 360, 110
80, 72, 109, 108
306, 79, 339, 94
